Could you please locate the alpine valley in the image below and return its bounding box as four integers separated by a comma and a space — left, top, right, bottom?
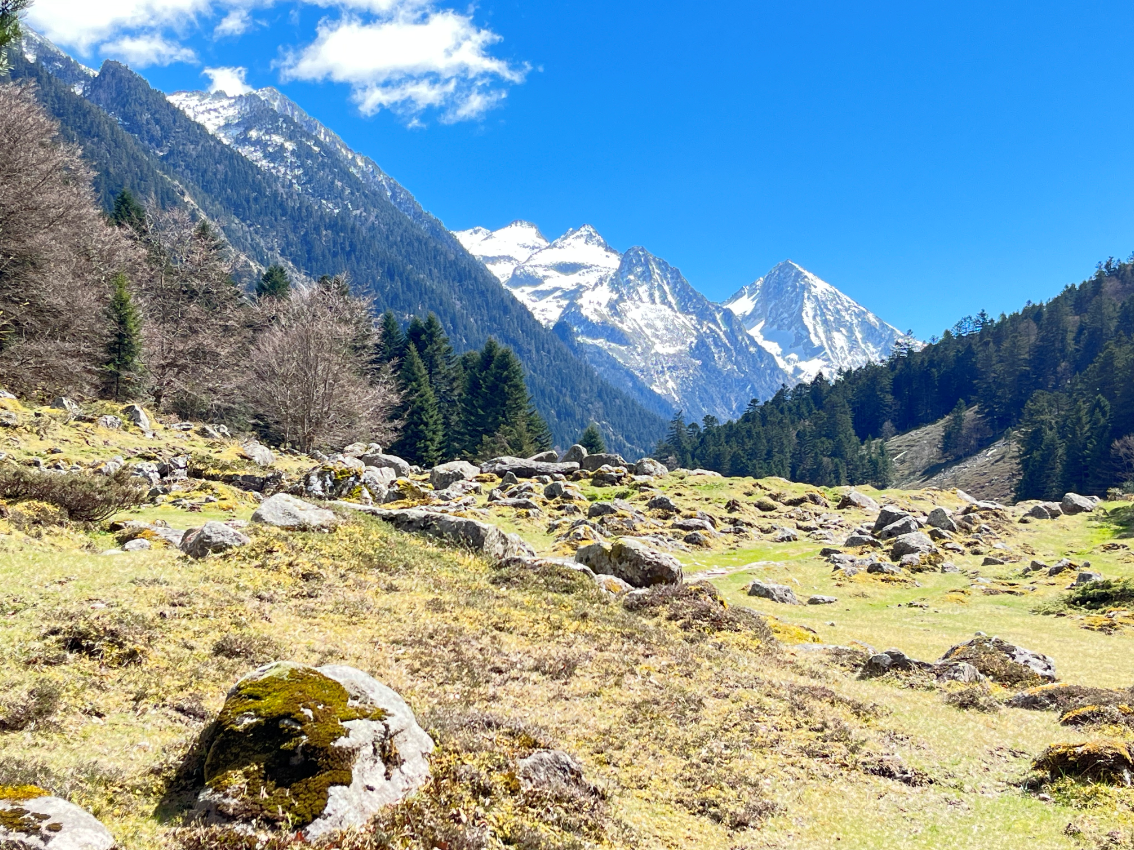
16, 28, 910, 433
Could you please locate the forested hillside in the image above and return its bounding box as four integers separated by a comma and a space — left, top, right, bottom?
8, 51, 666, 456
660, 257, 1134, 500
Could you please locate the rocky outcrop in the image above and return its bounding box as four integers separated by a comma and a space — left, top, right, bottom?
481, 456, 580, 478
193, 662, 433, 840
252, 494, 338, 531
0, 788, 115, 849
575, 538, 682, 587
180, 522, 251, 559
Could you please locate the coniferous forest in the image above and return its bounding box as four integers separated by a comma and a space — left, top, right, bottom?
658, 258, 1134, 500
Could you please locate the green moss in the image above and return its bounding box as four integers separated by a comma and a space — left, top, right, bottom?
203, 664, 386, 829
0, 786, 48, 802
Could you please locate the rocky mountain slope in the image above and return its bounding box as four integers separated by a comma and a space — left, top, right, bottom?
1, 395, 1132, 850
12, 31, 668, 457
457, 223, 911, 421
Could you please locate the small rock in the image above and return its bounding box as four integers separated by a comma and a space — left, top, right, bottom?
867, 562, 903, 575
241, 441, 275, 467
746, 580, 801, 605
771, 526, 798, 543
123, 538, 151, 552
1075, 571, 1104, 585
878, 515, 921, 540
808, 595, 838, 605
838, 490, 880, 511
96, 415, 122, 430
528, 450, 560, 463
180, 522, 251, 559
122, 403, 150, 431
575, 538, 682, 587
647, 494, 679, 512
891, 532, 936, 559
927, 507, 958, 532
588, 502, 619, 518
516, 749, 597, 798
358, 452, 412, 478
982, 556, 1005, 566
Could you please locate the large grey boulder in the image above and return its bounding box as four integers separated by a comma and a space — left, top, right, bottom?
358, 452, 412, 479
581, 453, 628, 472
927, 507, 958, 532
873, 505, 911, 533
646, 494, 679, 512
429, 460, 479, 491
878, 515, 920, 540
365, 507, 535, 562
575, 538, 682, 588
1061, 493, 1096, 515
634, 457, 669, 477
253, 494, 338, 531
837, 490, 880, 512
180, 522, 251, 559
194, 662, 433, 840
481, 456, 580, 478
891, 532, 936, 559
361, 466, 396, 501
0, 790, 115, 849
560, 444, 588, 465
746, 580, 801, 605
241, 441, 275, 467
50, 397, 81, 417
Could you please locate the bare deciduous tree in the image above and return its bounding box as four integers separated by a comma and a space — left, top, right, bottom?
0, 83, 137, 398
244, 281, 400, 452
133, 208, 251, 420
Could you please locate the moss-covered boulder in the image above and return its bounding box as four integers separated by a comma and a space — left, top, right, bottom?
938, 636, 1056, 686
1032, 741, 1134, 784
195, 662, 433, 840
0, 786, 115, 849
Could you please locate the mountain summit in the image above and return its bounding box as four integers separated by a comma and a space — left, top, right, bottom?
722, 260, 911, 381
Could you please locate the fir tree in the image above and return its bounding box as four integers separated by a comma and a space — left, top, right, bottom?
0, 0, 30, 75
392, 344, 443, 467
375, 311, 405, 366
257, 264, 291, 300
579, 423, 606, 454
102, 272, 143, 401
111, 188, 147, 233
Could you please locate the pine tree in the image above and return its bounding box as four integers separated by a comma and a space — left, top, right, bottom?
0, 0, 30, 75
579, 423, 606, 454
102, 272, 144, 401
111, 188, 147, 234
391, 344, 443, 467
940, 400, 967, 459
257, 264, 291, 300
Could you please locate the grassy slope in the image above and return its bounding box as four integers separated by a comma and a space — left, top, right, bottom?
0, 406, 1132, 849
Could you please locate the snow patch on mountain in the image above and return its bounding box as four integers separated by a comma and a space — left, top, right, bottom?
454, 221, 548, 285
723, 260, 910, 381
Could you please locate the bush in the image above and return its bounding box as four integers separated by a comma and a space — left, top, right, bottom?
0, 465, 146, 522
0, 680, 62, 731
1066, 578, 1134, 611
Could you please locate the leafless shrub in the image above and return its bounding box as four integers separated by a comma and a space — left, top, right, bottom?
0, 465, 146, 522
243, 281, 400, 452
0, 83, 138, 399
211, 632, 282, 664
1113, 435, 1134, 483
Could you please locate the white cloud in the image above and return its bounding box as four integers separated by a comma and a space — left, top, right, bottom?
26, 0, 526, 122
214, 8, 253, 37
281, 8, 526, 122
204, 65, 254, 94
26, 0, 213, 53
101, 32, 198, 66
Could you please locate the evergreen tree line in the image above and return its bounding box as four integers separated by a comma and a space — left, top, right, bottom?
373, 312, 552, 467
657, 256, 1134, 499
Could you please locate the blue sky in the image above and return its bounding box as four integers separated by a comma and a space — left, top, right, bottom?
25, 0, 1134, 338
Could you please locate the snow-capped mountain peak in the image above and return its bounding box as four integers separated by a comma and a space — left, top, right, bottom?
723, 260, 908, 381
453, 220, 548, 284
